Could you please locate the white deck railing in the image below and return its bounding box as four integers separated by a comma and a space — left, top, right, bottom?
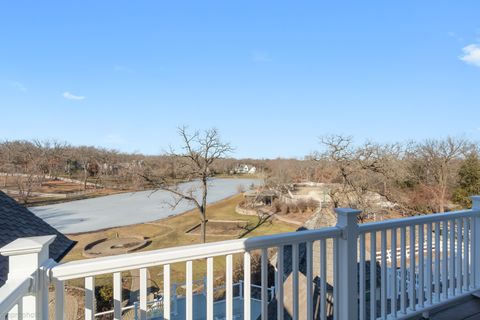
1, 196, 479, 320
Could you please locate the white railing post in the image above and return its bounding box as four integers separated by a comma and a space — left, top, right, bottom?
0, 235, 56, 320
172, 283, 178, 315
471, 196, 480, 288
239, 280, 243, 299
203, 276, 207, 296
335, 208, 361, 320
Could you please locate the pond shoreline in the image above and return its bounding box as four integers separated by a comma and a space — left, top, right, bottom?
30, 178, 261, 234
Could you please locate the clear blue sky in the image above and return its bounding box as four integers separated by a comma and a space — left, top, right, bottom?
1, 1, 479, 158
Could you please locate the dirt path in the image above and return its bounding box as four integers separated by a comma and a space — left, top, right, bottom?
48, 287, 82, 320
272, 213, 303, 226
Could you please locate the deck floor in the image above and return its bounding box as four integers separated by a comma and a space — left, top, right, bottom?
431, 298, 480, 320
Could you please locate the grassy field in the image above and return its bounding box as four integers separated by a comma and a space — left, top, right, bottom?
63, 194, 297, 291
0, 176, 127, 206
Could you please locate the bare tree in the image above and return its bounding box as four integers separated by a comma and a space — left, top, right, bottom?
33, 139, 69, 179
318, 135, 409, 220
407, 137, 472, 212
11, 141, 44, 204
318, 135, 477, 216
142, 127, 233, 243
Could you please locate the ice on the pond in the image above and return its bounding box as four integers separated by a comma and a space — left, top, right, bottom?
30, 178, 261, 234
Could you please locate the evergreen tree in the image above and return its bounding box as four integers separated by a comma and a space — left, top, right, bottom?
453, 153, 480, 207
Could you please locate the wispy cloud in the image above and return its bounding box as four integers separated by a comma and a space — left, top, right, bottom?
251, 51, 272, 63
447, 31, 463, 42
62, 91, 86, 100
460, 44, 480, 67
9, 80, 27, 92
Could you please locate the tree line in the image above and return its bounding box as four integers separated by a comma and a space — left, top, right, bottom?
312, 135, 480, 219
1, 134, 479, 218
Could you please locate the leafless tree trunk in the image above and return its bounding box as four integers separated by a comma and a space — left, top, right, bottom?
142, 127, 233, 243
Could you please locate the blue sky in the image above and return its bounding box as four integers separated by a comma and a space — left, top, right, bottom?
1, 1, 480, 158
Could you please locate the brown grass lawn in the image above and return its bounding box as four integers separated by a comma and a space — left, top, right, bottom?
0, 176, 129, 206
62, 194, 297, 290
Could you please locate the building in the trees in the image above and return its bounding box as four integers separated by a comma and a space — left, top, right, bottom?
233, 164, 257, 174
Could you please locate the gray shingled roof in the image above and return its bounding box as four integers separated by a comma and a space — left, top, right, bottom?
0, 191, 74, 286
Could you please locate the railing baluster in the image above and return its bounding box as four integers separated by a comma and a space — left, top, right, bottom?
359, 234, 366, 320
226, 254, 233, 320
276, 246, 284, 320
244, 252, 252, 320
381, 230, 387, 319
17, 300, 23, 320
442, 220, 448, 300
400, 227, 406, 314
449, 220, 455, 296
370, 231, 377, 320
292, 243, 299, 320
1, 306, 9, 319
333, 238, 339, 320
186, 261, 193, 320
320, 239, 327, 320
464, 218, 470, 291
55, 279, 64, 320
473, 197, 480, 288
140, 267, 147, 320
261, 248, 269, 320
113, 272, 122, 320
419, 224, 425, 308
7, 302, 21, 320
164, 264, 171, 320
85, 276, 95, 320
391, 228, 397, 318
454, 219, 463, 294
409, 225, 416, 311
435, 222, 441, 302
470, 216, 475, 289
426, 223, 433, 305
456, 218, 462, 294
306, 241, 313, 320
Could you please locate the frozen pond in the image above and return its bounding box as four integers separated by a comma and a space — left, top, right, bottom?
30, 178, 260, 234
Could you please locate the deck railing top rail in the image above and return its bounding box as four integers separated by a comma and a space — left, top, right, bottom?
358, 208, 480, 233
51, 225, 342, 280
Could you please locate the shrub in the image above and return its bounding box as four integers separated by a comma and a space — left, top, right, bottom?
307, 199, 320, 211
280, 203, 290, 215
296, 199, 308, 213
272, 199, 282, 213
233, 251, 276, 287
287, 203, 299, 213
96, 284, 113, 312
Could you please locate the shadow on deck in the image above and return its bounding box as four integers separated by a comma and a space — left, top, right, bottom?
415, 294, 480, 320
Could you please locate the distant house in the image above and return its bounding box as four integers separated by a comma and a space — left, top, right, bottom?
0, 191, 74, 286
234, 164, 257, 174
